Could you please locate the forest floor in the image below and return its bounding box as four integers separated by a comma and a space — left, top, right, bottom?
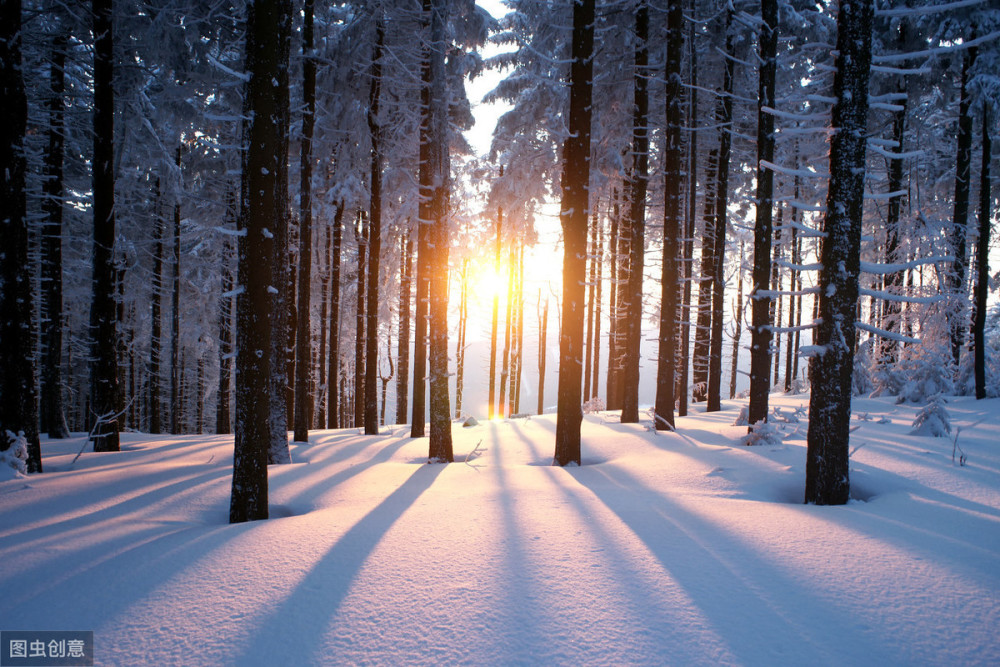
2, 393, 999, 666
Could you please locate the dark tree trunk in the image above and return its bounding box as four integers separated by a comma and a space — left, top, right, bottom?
678, 27, 697, 417
973, 111, 992, 399
89, 0, 120, 453
621, 0, 649, 425
364, 17, 385, 436
411, 0, 433, 438
805, 0, 873, 506
609, 187, 630, 411
231, 0, 291, 523
488, 192, 503, 420
40, 33, 67, 440
654, 0, 683, 431
783, 224, 798, 391
396, 231, 413, 424
881, 29, 908, 366
554, 0, 595, 465
170, 145, 182, 435
316, 223, 330, 427
605, 193, 621, 409
327, 204, 343, 428
538, 291, 549, 414
217, 236, 234, 435
353, 212, 368, 429
771, 208, 783, 388
707, 10, 735, 413
948, 45, 977, 369
150, 177, 164, 434
426, 0, 452, 462
583, 213, 597, 402
0, 0, 40, 470
730, 243, 744, 399
692, 147, 717, 403
292, 0, 316, 443
592, 217, 604, 400
747, 0, 779, 428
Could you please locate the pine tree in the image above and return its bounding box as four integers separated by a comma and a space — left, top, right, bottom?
805, 0, 874, 506
231, 0, 292, 523
364, 16, 385, 437
554, 0, 595, 466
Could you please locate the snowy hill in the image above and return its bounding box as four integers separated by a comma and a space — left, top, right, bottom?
2, 394, 998, 665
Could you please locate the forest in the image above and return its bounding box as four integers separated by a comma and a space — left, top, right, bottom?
1, 0, 998, 512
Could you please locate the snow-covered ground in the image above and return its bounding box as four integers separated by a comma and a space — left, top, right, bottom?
2, 393, 998, 666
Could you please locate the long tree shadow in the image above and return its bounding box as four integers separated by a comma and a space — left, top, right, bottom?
234, 462, 446, 665
568, 464, 899, 664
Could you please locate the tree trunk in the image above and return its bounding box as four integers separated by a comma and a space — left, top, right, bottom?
538, 290, 549, 414
707, 10, 735, 413
354, 212, 368, 429
89, 0, 120, 453
411, 0, 433, 438
266, 0, 293, 466
380, 335, 394, 425
513, 244, 525, 413
692, 147, 717, 403
170, 145, 182, 435
654, 0, 683, 431
396, 231, 413, 424
217, 188, 237, 435
592, 217, 604, 400
316, 223, 330, 427
948, 44, 977, 369
747, 0, 779, 428
499, 242, 515, 418
327, 204, 344, 428
730, 242, 744, 399
606, 193, 621, 409
973, 111, 992, 399
231, 0, 291, 523
553, 0, 595, 466
621, 0, 649, 425
678, 26, 697, 417
150, 177, 164, 434
40, 33, 68, 440
456, 259, 469, 418
426, 0, 453, 462
583, 212, 597, 402
488, 191, 503, 420
805, 0, 873, 506
364, 18, 385, 436
0, 0, 41, 470
293, 0, 316, 442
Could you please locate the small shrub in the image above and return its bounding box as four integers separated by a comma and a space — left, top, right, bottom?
909, 395, 951, 437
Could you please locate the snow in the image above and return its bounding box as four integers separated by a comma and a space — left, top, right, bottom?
2, 393, 999, 666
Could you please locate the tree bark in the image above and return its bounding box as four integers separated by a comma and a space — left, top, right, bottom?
456, 259, 469, 418
0, 0, 41, 470
654, 0, 683, 431
948, 44, 977, 369
150, 177, 165, 434
40, 32, 68, 440
353, 212, 368, 429
396, 231, 413, 424
427, 0, 453, 462
805, 0, 873, 506
327, 204, 344, 428
488, 189, 503, 420
170, 145, 182, 434
364, 17, 385, 436
583, 213, 597, 402
747, 0, 779, 428
554, 0, 595, 465
538, 291, 549, 415
232, 0, 292, 522
89, 0, 120, 453
293, 0, 316, 442
592, 216, 604, 400
621, 0, 649, 425
707, 10, 735, 412
217, 188, 237, 435
973, 111, 992, 399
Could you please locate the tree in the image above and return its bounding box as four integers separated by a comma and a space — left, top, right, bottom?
553, 0, 595, 466
293, 0, 317, 443
0, 0, 41, 471
653, 0, 683, 432
972, 110, 992, 399
747, 0, 779, 429
364, 15, 386, 436
488, 180, 503, 420
327, 204, 344, 428
805, 0, 874, 506
89, 0, 121, 453
620, 0, 649, 425
396, 231, 413, 424
426, 0, 453, 463
40, 28, 68, 440
231, 0, 292, 524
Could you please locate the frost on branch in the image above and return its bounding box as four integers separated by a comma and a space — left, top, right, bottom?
1, 430, 29, 479
741, 420, 783, 446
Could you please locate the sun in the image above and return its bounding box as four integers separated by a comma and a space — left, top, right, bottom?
471, 264, 507, 300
